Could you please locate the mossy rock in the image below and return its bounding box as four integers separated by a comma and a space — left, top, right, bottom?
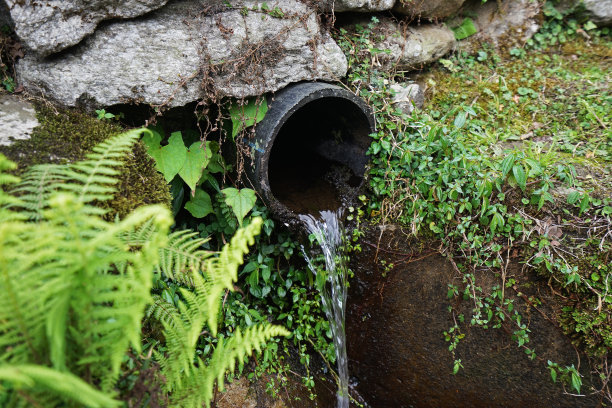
0, 104, 171, 219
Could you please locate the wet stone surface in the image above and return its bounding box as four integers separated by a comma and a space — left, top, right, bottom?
346, 225, 602, 408
0, 94, 38, 146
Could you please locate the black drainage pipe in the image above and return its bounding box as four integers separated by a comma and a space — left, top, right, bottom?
247, 82, 375, 227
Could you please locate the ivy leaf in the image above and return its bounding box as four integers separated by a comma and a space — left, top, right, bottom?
222, 187, 257, 226
500, 154, 515, 178
206, 142, 226, 174
512, 164, 527, 191
178, 141, 213, 192
142, 128, 162, 161
147, 131, 187, 182
184, 188, 213, 218
229, 97, 268, 139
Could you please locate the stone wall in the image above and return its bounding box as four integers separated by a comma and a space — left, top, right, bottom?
3, 0, 570, 110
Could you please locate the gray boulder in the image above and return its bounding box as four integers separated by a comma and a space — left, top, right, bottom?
4, 0, 170, 57
583, 0, 612, 25
393, 0, 466, 19
355, 17, 455, 71
316, 0, 395, 12
16, 0, 347, 109
455, 0, 541, 50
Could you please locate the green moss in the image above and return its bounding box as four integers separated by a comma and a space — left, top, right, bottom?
422, 35, 611, 166
103, 140, 172, 220
0, 104, 171, 219
556, 242, 612, 358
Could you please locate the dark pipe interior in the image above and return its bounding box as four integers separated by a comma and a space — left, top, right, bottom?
268, 96, 372, 215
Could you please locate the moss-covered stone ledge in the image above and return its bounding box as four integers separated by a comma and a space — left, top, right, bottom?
0, 102, 171, 219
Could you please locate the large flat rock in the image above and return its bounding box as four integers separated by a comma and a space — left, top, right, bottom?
4, 0, 170, 57
16, 0, 347, 109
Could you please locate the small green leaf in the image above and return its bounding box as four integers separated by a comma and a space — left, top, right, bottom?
490, 212, 505, 233
454, 111, 467, 129
229, 97, 268, 139
500, 154, 515, 178
512, 164, 527, 191
567, 191, 581, 205
550, 367, 557, 383
579, 194, 590, 214
571, 370, 582, 393
222, 188, 257, 226
185, 188, 213, 218
453, 359, 463, 374
178, 141, 213, 192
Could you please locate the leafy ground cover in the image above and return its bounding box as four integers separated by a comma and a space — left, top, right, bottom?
1, 2, 610, 405
337, 7, 610, 402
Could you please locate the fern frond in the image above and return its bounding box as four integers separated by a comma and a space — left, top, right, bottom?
0, 153, 23, 221
151, 217, 290, 408
149, 296, 202, 391
204, 217, 262, 335
169, 324, 290, 408
159, 230, 214, 284
0, 195, 172, 397
0, 364, 121, 408
11, 128, 148, 220
123, 221, 214, 285
10, 163, 64, 221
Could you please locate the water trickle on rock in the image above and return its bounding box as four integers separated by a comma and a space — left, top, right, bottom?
300, 209, 349, 408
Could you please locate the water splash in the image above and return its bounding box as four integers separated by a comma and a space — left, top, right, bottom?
300, 209, 349, 408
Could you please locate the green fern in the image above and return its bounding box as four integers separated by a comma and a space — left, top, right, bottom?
0, 365, 121, 408
123, 221, 214, 286
0, 153, 22, 221
11, 128, 147, 221
1, 128, 289, 407
149, 217, 290, 408
0, 129, 173, 406
168, 325, 290, 408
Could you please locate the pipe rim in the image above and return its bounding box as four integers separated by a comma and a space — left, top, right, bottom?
251, 81, 375, 226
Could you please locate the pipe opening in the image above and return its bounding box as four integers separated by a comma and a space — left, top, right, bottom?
268, 96, 372, 215
249, 82, 374, 226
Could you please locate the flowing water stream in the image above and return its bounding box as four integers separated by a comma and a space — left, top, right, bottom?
300, 209, 350, 408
